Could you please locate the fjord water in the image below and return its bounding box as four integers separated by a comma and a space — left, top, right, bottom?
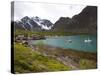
32, 35, 97, 53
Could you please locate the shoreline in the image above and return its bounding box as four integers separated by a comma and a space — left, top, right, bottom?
28, 40, 97, 54
30, 44, 97, 58
28, 44, 97, 68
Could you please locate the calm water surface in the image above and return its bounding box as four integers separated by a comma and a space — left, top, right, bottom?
31, 35, 97, 53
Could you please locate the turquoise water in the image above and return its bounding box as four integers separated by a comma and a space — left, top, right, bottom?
31, 35, 97, 53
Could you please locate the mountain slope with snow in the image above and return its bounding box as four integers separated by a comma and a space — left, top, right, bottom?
13, 16, 53, 31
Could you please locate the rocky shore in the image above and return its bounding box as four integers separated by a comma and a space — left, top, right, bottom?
28, 44, 97, 70
14, 34, 45, 44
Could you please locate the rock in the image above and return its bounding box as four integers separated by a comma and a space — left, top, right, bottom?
31, 35, 45, 40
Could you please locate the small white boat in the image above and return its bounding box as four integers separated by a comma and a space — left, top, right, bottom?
65, 39, 72, 43
84, 38, 92, 43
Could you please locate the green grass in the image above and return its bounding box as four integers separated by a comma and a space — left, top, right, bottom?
14, 29, 92, 37
14, 43, 71, 73
79, 59, 97, 69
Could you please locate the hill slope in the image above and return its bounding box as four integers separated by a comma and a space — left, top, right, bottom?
53, 6, 97, 34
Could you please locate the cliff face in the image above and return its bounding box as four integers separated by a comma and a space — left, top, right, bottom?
53, 6, 97, 34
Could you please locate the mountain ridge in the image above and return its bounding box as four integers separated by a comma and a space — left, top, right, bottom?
52, 6, 97, 34
13, 16, 53, 31
12, 6, 97, 34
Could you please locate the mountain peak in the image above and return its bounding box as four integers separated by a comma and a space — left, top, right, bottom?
14, 16, 53, 31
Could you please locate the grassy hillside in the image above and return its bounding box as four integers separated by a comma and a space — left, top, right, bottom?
14, 43, 71, 73
33, 45, 97, 69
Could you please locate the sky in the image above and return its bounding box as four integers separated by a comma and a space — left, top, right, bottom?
12, 1, 87, 23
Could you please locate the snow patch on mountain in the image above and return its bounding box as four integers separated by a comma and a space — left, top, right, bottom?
14, 16, 53, 31
31, 16, 53, 30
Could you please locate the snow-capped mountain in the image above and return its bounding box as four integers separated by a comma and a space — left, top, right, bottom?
31, 16, 53, 30
14, 16, 53, 31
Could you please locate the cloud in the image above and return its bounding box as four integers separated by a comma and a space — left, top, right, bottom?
13, 1, 86, 23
